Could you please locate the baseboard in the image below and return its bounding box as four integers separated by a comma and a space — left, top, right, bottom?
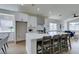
7, 41, 15, 43
16, 40, 25, 43
7, 40, 25, 44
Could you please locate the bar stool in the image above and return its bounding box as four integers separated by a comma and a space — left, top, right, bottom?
67, 34, 71, 50
60, 34, 68, 53
37, 39, 42, 54
42, 36, 51, 54
37, 36, 51, 54
51, 35, 61, 54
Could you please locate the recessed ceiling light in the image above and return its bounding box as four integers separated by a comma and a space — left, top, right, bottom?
37, 8, 40, 11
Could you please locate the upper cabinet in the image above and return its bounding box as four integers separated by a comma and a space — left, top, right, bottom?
15, 13, 29, 22
28, 16, 37, 27
15, 13, 37, 28
37, 16, 45, 25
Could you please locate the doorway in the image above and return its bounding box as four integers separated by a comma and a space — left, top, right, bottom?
16, 21, 27, 42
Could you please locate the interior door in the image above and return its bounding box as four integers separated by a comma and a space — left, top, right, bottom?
16, 21, 27, 41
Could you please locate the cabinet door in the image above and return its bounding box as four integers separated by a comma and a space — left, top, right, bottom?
15, 13, 22, 21
29, 16, 37, 27
15, 13, 29, 22
22, 14, 29, 22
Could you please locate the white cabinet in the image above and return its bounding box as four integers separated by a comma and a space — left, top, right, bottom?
22, 14, 29, 22
15, 13, 21, 21
27, 16, 37, 32
15, 13, 37, 32
15, 13, 29, 22
15, 13, 37, 27
28, 16, 37, 27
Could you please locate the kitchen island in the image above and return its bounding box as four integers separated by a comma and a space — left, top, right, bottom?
26, 32, 67, 54
26, 33, 50, 54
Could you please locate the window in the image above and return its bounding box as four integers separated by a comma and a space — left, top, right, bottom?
1, 19, 13, 27
48, 23, 57, 35
49, 23, 57, 31
0, 19, 14, 32
69, 22, 79, 31
0, 13, 15, 32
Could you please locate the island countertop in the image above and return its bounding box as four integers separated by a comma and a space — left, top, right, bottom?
26, 32, 68, 54
26, 32, 50, 54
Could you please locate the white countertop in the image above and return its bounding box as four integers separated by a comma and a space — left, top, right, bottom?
26, 33, 50, 40
26, 32, 50, 54
26, 32, 68, 54
26, 32, 68, 40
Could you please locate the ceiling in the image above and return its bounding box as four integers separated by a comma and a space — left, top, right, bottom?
1, 4, 79, 20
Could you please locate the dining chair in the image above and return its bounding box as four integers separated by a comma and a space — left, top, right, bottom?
5, 33, 10, 47
0, 33, 10, 54
3, 33, 10, 53
0, 38, 5, 53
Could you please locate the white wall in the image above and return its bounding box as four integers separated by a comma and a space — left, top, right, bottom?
61, 21, 68, 31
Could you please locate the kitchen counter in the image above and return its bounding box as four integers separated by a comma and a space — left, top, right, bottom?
26, 32, 68, 54
26, 33, 50, 54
